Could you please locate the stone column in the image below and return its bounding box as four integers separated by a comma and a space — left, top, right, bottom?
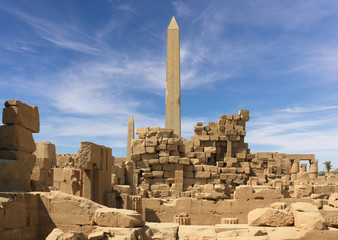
309, 160, 318, 179
165, 16, 181, 138
291, 161, 299, 181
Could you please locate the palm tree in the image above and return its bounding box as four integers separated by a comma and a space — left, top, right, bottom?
323, 161, 332, 173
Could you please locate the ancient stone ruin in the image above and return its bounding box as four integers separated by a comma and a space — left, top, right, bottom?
0, 17, 337, 240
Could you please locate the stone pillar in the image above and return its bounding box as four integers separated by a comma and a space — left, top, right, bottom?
165, 16, 181, 138
130, 195, 142, 214
309, 161, 318, 179
290, 161, 299, 181
126, 114, 134, 162
0, 100, 39, 192
174, 213, 191, 225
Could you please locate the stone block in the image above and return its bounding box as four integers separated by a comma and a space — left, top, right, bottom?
77, 141, 101, 169
179, 157, 189, 165
94, 208, 144, 228
131, 139, 146, 154
159, 157, 169, 165
0, 125, 36, 153
248, 207, 293, 227
149, 159, 159, 165
145, 138, 158, 147
294, 184, 312, 198
3, 100, 39, 133
146, 146, 156, 154
313, 185, 336, 195
0, 159, 32, 191
0, 149, 35, 163
195, 171, 210, 179
234, 185, 253, 200
169, 156, 179, 164
152, 171, 163, 178
293, 211, 326, 230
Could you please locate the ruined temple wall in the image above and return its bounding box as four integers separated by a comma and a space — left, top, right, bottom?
143, 196, 312, 225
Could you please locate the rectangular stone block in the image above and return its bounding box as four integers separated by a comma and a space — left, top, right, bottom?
169, 156, 179, 164
0, 149, 35, 163
77, 141, 101, 169
0, 125, 36, 153
195, 171, 210, 179
131, 139, 146, 154
159, 157, 169, 165
3, 100, 39, 133
0, 159, 32, 191
152, 171, 164, 178
179, 157, 189, 165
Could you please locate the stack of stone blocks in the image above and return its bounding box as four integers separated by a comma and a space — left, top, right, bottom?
130, 110, 322, 200
0, 100, 39, 191
130, 110, 253, 199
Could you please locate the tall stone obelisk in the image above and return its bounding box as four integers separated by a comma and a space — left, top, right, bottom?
126, 114, 134, 162
165, 16, 181, 138
126, 114, 134, 191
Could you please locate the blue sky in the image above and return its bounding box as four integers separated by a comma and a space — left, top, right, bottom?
1, 0, 338, 170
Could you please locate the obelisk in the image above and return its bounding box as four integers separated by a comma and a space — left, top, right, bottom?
126, 114, 134, 191
165, 16, 181, 138
126, 114, 134, 161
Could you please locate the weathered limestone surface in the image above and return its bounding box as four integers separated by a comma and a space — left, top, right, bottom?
165, 16, 181, 138
2, 100, 39, 133
248, 207, 294, 227
94, 207, 144, 228
143, 222, 179, 240
291, 202, 326, 230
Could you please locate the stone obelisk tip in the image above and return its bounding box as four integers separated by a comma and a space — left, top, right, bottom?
168, 16, 179, 29
129, 114, 134, 122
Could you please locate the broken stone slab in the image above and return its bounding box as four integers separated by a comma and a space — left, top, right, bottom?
2, 100, 39, 133
0, 125, 36, 153
248, 207, 294, 227
290, 202, 326, 230
142, 222, 179, 240
94, 207, 144, 228
293, 211, 326, 230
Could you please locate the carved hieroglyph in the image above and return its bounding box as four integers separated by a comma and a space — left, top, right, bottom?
165, 17, 181, 138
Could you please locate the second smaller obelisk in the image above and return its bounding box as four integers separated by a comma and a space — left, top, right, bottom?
165, 16, 181, 138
